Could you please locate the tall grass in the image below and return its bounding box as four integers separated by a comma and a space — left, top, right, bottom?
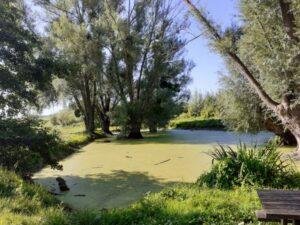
198, 143, 300, 189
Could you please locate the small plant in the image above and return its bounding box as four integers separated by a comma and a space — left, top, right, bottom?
198, 143, 300, 189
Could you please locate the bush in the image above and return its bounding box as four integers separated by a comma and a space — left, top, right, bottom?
0, 118, 72, 176
50, 111, 79, 127
198, 143, 300, 189
170, 118, 225, 130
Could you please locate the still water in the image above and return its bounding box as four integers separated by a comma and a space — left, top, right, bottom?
34, 129, 273, 209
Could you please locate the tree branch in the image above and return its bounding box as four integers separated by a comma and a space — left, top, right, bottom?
279, 0, 299, 43
183, 0, 279, 110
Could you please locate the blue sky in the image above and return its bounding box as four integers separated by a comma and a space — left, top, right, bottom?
183, 0, 239, 93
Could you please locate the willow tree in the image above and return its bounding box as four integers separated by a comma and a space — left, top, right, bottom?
100, 0, 190, 138
184, 0, 300, 152
38, 0, 115, 135
219, 63, 297, 145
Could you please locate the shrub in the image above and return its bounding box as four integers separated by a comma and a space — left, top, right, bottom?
0, 118, 71, 175
57, 111, 77, 126
198, 143, 300, 189
50, 116, 59, 126
170, 118, 225, 130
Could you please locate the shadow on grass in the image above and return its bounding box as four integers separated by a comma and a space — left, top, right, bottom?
36, 170, 184, 209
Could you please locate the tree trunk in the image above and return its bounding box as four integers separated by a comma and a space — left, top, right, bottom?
149, 122, 157, 133
276, 103, 300, 152
99, 112, 113, 135
264, 118, 297, 146
291, 129, 300, 153
127, 122, 143, 139
83, 107, 95, 135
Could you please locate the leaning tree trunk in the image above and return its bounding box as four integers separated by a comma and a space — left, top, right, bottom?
183, 0, 300, 153
264, 118, 297, 146
276, 103, 300, 152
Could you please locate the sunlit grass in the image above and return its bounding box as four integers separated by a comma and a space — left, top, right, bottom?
0, 168, 267, 225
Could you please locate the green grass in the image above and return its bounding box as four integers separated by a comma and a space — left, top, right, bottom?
0, 168, 269, 225
0, 169, 65, 225
170, 117, 225, 130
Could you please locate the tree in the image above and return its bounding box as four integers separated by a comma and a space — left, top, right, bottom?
38, 0, 120, 136
144, 70, 191, 133
102, 0, 191, 138
188, 91, 203, 117
0, 0, 57, 117
219, 65, 297, 145
37, 0, 103, 135
96, 87, 118, 135
0, 0, 67, 176
184, 0, 300, 152
200, 93, 220, 119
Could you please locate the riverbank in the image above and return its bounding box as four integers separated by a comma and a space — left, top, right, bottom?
0, 168, 262, 225
3, 129, 300, 225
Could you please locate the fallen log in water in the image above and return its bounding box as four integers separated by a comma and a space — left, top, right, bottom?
56, 177, 70, 191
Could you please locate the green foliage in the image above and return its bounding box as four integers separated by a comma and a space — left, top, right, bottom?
187, 91, 203, 117
186, 92, 221, 119
50, 110, 79, 127
215, 0, 300, 135
170, 118, 225, 130
0, 118, 74, 175
219, 74, 265, 133
100, 0, 191, 136
0, 0, 60, 117
0, 117, 96, 176
198, 143, 300, 189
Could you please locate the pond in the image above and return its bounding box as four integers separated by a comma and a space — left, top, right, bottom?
34, 129, 273, 209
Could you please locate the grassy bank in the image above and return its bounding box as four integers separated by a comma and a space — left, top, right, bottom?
45, 122, 106, 159
170, 117, 225, 130
0, 168, 263, 225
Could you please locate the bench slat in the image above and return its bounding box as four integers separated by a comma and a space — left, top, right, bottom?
257, 190, 300, 222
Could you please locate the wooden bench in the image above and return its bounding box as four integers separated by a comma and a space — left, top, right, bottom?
256, 190, 300, 225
